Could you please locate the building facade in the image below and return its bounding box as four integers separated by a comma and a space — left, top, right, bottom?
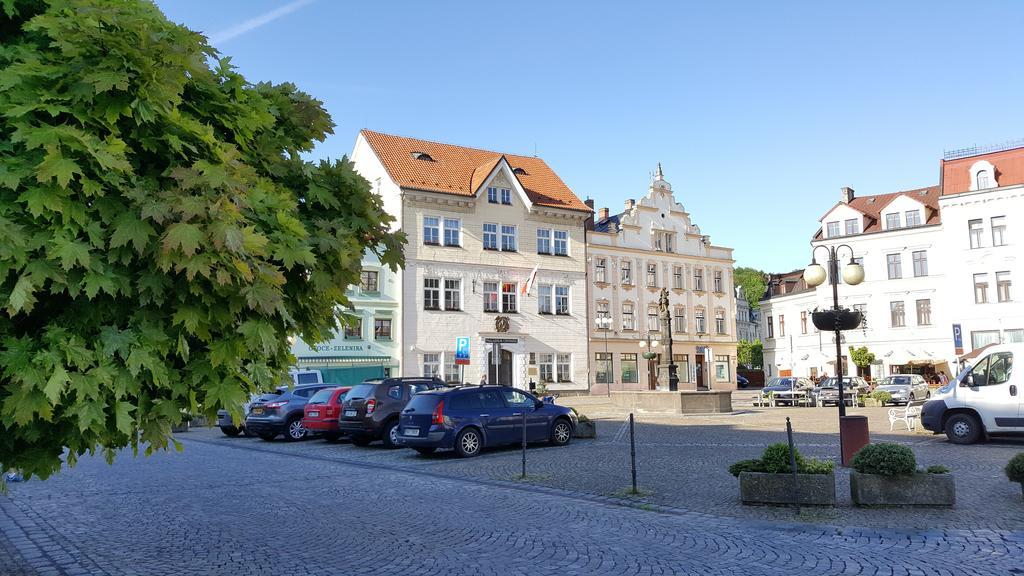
351, 130, 592, 391
291, 251, 401, 382
735, 285, 761, 343
587, 167, 738, 392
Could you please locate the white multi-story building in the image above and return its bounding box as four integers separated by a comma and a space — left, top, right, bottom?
735, 285, 761, 343
351, 130, 592, 391
587, 166, 738, 392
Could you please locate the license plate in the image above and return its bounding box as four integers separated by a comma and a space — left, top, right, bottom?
344, 410, 357, 417
404, 428, 419, 437
252, 407, 264, 415
308, 411, 319, 417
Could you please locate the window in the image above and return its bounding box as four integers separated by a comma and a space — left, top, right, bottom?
1005, 329, 1024, 343
916, 299, 931, 326
487, 187, 498, 204
502, 282, 517, 313
424, 278, 440, 310
621, 261, 632, 284
654, 231, 674, 252
844, 218, 859, 235
501, 188, 512, 205
992, 216, 1006, 247
556, 353, 571, 382
422, 353, 440, 378
555, 286, 569, 315
714, 355, 730, 382
713, 270, 723, 293
423, 217, 440, 245
538, 353, 554, 383
800, 311, 807, 334
969, 219, 984, 249
596, 302, 610, 326
971, 330, 1001, 349
360, 270, 379, 292
595, 258, 607, 283
621, 353, 638, 383
677, 354, 690, 383
483, 282, 498, 312
886, 253, 902, 279
672, 266, 683, 289
553, 230, 568, 256
444, 279, 461, 311
976, 170, 991, 190
647, 306, 660, 332
885, 213, 900, 229
767, 316, 774, 338
905, 210, 921, 227
974, 273, 989, 304
779, 314, 785, 337
890, 301, 905, 327
967, 352, 1013, 386
695, 309, 706, 333
443, 218, 461, 247
912, 251, 928, 277
444, 354, 459, 384
483, 223, 498, 250
715, 309, 726, 334
827, 221, 840, 237
673, 307, 686, 333
997, 271, 1012, 302
647, 263, 657, 287
595, 353, 612, 384
374, 318, 392, 340
536, 229, 551, 254
694, 268, 704, 291
501, 225, 517, 251
344, 319, 362, 340
622, 302, 635, 330
538, 284, 552, 314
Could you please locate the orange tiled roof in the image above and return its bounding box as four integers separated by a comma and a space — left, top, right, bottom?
814, 185, 941, 239
941, 145, 1024, 195
361, 130, 591, 212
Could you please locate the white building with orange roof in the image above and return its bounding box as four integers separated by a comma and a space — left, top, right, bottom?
351, 130, 592, 391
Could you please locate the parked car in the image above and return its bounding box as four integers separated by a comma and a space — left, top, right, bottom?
736, 374, 750, 388
216, 387, 286, 437
814, 377, 870, 406
396, 386, 578, 458
338, 377, 447, 448
302, 386, 351, 441
922, 344, 1023, 444
245, 383, 335, 441
873, 375, 930, 405
761, 377, 814, 405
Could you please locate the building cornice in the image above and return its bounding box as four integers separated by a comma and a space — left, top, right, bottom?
585, 243, 735, 264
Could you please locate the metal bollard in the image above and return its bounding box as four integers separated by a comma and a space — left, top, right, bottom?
629, 413, 637, 493
521, 410, 527, 479
786, 417, 799, 507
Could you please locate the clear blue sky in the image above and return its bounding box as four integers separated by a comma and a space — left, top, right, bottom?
157, 0, 1024, 272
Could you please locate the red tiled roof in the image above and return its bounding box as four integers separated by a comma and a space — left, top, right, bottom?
360, 130, 591, 212
814, 185, 941, 239
941, 145, 1024, 195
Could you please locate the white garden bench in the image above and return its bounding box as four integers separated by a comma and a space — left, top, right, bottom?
889, 401, 924, 431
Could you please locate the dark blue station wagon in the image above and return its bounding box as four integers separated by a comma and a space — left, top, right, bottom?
396, 386, 577, 457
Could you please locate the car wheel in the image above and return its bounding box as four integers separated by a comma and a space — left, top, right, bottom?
944, 413, 982, 444
220, 426, 241, 437
382, 421, 400, 449
351, 435, 372, 447
550, 419, 572, 446
285, 417, 306, 442
414, 447, 437, 456
454, 428, 482, 458
259, 432, 276, 441
909, 393, 916, 402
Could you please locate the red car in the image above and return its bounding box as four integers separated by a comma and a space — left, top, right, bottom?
302, 386, 350, 441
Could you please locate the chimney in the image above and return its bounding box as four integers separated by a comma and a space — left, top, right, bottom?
840, 187, 855, 204
584, 198, 595, 231
624, 199, 635, 211
598, 207, 609, 220
585, 198, 594, 210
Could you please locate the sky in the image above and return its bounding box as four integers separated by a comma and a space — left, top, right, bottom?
157, 0, 1024, 272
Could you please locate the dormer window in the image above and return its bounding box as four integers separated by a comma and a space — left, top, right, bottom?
411, 151, 434, 162
969, 160, 997, 191
512, 167, 527, 176
826, 221, 840, 238
885, 213, 901, 230
976, 170, 991, 190
905, 210, 921, 227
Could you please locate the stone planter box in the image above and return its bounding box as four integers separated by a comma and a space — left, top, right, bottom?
863, 398, 883, 407
574, 420, 596, 439
739, 472, 836, 506
171, 421, 190, 433
850, 471, 955, 507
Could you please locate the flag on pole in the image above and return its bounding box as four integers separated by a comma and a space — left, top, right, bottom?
521, 265, 539, 296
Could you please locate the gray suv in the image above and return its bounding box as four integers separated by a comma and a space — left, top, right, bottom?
245, 384, 333, 441
338, 377, 446, 448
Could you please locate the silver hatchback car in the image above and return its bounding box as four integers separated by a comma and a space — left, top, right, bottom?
873, 374, 930, 405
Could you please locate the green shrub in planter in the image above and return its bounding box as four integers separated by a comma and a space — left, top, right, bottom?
760, 443, 805, 473
870, 390, 892, 405
925, 465, 950, 475
1006, 453, 1024, 487
851, 443, 916, 476
728, 459, 764, 477
802, 459, 835, 475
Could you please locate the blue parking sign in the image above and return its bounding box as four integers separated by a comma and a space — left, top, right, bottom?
455, 337, 470, 365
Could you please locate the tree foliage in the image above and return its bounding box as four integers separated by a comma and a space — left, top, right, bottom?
849, 346, 876, 369
737, 339, 763, 369
0, 0, 404, 480
734, 267, 767, 310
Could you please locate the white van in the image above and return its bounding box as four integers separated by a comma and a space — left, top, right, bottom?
290, 369, 323, 386
921, 343, 1022, 444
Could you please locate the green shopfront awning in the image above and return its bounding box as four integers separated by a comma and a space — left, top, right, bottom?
295, 355, 397, 367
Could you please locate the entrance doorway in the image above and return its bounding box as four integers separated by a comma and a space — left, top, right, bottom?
488, 349, 513, 386
694, 355, 706, 390
646, 354, 660, 390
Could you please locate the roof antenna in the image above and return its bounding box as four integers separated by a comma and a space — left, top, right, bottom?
534, 142, 538, 157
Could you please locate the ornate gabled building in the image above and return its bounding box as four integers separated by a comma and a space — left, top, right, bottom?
587, 166, 738, 392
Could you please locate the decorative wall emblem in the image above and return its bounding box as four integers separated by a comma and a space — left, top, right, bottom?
495, 316, 510, 333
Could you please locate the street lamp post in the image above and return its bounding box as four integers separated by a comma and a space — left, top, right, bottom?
638, 333, 660, 390
804, 244, 866, 464
595, 314, 613, 396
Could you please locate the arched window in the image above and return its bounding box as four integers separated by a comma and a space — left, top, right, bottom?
410, 151, 434, 162
969, 160, 996, 191
976, 170, 990, 190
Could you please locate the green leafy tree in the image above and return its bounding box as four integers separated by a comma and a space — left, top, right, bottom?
849, 346, 876, 378
734, 267, 767, 310
0, 0, 404, 481
737, 339, 763, 369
